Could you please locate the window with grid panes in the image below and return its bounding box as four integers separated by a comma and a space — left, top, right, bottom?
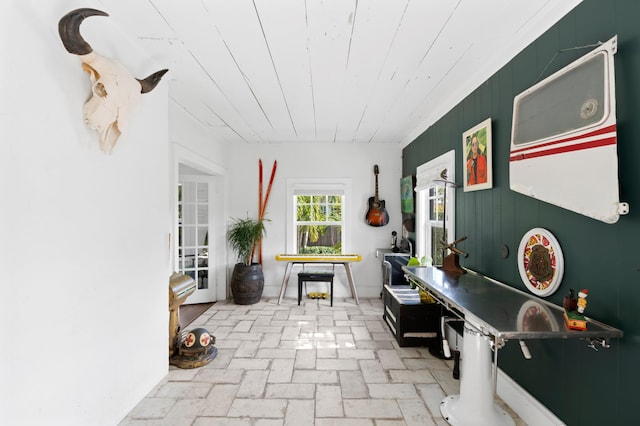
295, 194, 343, 254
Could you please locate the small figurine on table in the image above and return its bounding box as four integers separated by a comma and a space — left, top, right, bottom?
577, 289, 588, 313
563, 288, 589, 331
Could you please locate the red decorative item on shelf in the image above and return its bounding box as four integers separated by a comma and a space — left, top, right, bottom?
254, 159, 277, 264
563, 288, 588, 331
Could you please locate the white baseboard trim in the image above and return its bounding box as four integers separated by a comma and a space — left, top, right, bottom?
496, 368, 565, 426
444, 324, 565, 426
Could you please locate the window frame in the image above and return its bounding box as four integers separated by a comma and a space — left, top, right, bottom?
286, 178, 352, 254
415, 150, 456, 265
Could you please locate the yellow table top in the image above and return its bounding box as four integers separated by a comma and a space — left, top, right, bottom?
275, 254, 362, 262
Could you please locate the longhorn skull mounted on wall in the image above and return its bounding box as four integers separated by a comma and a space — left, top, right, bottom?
58, 8, 168, 153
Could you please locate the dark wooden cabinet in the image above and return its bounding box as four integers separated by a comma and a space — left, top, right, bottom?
383, 285, 442, 347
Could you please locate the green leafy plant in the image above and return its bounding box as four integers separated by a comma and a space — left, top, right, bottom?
228, 217, 267, 266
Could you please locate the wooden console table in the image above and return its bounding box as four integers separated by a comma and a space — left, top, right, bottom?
402, 266, 623, 426
275, 254, 362, 304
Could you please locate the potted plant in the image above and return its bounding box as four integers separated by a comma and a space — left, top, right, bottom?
228, 217, 266, 304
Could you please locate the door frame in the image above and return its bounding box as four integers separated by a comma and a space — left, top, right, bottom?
172, 144, 227, 302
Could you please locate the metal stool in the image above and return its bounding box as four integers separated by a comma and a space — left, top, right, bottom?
298, 270, 335, 306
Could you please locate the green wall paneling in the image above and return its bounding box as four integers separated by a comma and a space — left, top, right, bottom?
401, 1, 636, 423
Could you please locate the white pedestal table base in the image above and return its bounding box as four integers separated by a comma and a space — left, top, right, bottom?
440, 323, 514, 426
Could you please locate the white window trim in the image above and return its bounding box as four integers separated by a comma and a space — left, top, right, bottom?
286, 178, 352, 253
415, 150, 456, 263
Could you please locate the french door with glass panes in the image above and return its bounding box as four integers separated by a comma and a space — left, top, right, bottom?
177, 176, 216, 303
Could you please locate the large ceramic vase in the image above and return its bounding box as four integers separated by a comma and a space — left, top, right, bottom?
230, 263, 264, 305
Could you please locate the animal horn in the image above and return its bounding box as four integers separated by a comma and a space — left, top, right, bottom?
138, 69, 170, 94
58, 8, 109, 55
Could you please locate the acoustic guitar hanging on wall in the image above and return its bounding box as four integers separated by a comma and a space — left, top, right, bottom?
366, 165, 389, 226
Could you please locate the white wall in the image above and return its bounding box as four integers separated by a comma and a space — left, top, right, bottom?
1, 2, 171, 424
228, 143, 404, 300
0, 4, 404, 424
169, 109, 406, 303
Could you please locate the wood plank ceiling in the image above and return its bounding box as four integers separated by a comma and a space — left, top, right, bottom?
95, 0, 582, 146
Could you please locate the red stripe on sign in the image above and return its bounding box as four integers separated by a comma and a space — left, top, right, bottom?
510, 124, 616, 155
510, 136, 617, 162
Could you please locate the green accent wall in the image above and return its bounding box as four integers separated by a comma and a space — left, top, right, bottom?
402, 1, 639, 424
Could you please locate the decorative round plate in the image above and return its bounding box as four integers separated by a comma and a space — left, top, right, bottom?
517, 228, 564, 297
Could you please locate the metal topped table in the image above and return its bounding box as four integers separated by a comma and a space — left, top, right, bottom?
402, 266, 623, 426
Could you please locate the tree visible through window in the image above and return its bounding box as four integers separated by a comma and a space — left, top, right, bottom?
428, 186, 446, 266
295, 194, 343, 254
